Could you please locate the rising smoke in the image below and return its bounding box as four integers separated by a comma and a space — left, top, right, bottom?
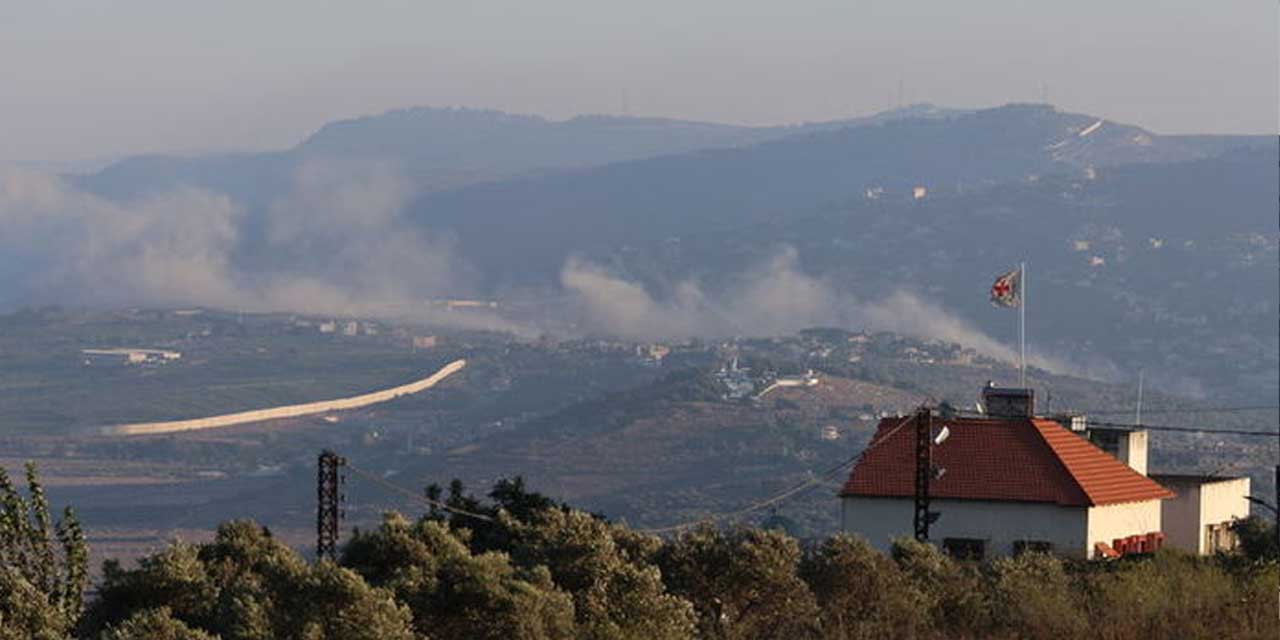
561, 247, 1099, 376
0, 162, 522, 332
1, 164, 1105, 376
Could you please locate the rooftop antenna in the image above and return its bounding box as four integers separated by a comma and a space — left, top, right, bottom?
897, 74, 905, 109
1135, 370, 1145, 426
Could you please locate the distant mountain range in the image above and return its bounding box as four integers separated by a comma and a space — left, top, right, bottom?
72, 103, 968, 200
73, 102, 1269, 201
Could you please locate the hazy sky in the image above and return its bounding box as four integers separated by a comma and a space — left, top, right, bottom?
3, 1, 1276, 166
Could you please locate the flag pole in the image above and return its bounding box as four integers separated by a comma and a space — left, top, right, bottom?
1019, 261, 1026, 387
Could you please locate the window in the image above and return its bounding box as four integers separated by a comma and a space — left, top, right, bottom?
942, 538, 985, 561
1013, 540, 1054, 555
1204, 523, 1238, 553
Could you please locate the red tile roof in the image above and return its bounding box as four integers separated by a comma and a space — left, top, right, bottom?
840, 416, 1174, 507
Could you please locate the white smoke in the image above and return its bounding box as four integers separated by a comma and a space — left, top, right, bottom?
561, 247, 1096, 376
0, 166, 1120, 377
0, 163, 525, 333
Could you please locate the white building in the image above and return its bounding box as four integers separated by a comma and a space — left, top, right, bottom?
1149, 474, 1251, 555
840, 413, 1174, 560
1080, 426, 1252, 556
82, 348, 182, 366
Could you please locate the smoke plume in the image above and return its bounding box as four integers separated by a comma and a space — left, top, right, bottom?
561, 247, 1091, 375
0, 163, 522, 332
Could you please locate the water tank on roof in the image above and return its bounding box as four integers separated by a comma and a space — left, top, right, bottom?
981, 386, 1035, 418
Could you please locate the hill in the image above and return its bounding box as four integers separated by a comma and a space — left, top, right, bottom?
70, 104, 961, 203
405, 104, 1274, 286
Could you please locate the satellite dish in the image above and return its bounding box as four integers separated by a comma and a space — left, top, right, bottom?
933, 426, 951, 446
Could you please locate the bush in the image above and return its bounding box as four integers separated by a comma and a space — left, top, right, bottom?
83, 521, 414, 640
657, 526, 819, 640
342, 513, 575, 640
800, 534, 928, 639
986, 552, 1086, 639
890, 537, 992, 635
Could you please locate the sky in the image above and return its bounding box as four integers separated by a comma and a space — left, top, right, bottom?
2, 0, 1276, 167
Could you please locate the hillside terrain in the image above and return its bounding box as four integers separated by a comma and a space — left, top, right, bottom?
2, 309, 1273, 558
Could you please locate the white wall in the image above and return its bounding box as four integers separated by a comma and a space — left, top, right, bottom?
1086, 500, 1162, 557
1197, 477, 1250, 554
841, 497, 1089, 558
1154, 477, 1249, 554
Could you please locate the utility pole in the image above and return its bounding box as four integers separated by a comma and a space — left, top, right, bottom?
913, 407, 932, 541
317, 450, 346, 561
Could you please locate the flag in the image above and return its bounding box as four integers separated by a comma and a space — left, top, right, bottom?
990, 268, 1021, 308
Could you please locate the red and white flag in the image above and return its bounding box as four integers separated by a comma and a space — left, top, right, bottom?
990, 268, 1021, 308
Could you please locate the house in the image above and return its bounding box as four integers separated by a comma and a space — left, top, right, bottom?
839, 389, 1174, 560
1067, 422, 1252, 556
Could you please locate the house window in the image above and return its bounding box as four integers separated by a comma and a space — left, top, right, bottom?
942, 538, 985, 561
1013, 540, 1054, 555
1204, 523, 1238, 553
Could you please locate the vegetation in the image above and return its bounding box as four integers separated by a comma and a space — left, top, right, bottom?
0, 466, 1263, 640
0, 463, 88, 640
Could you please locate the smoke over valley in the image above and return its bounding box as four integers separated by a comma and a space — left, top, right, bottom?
0, 161, 1111, 377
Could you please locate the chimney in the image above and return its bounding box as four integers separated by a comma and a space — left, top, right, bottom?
981, 384, 1035, 418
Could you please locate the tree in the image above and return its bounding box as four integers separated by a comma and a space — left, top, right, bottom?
0, 463, 88, 640
98, 608, 218, 640
342, 513, 576, 640
1230, 515, 1278, 562
423, 477, 696, 639
799, 534, 926, 639
889, 538, 991, 635
83, 521, 414, 640
501, 508, 696, 640
657, 526, 819, 640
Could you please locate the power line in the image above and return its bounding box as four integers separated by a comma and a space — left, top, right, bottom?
948, 408, 1279, 438
1081, 419, 1279, 438
639, 414, 916, 534
1082, 406, 1279, 416
344, 463, 496, 523
336, 408, 1277, 540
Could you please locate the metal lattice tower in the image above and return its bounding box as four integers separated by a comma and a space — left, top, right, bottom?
317, 450, 346, 561
913, 407, 932, 542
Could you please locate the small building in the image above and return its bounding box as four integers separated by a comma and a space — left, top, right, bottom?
1056, 417, 1252, 557
912, 186, 928, 200
839, 412, 1174, 560
412, 335, 439, 350
1148, 474, 1251, 555
82, 348, 182, 366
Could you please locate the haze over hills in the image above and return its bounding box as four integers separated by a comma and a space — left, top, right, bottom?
2, 102, 1276, 403
70, 103, 967, 201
